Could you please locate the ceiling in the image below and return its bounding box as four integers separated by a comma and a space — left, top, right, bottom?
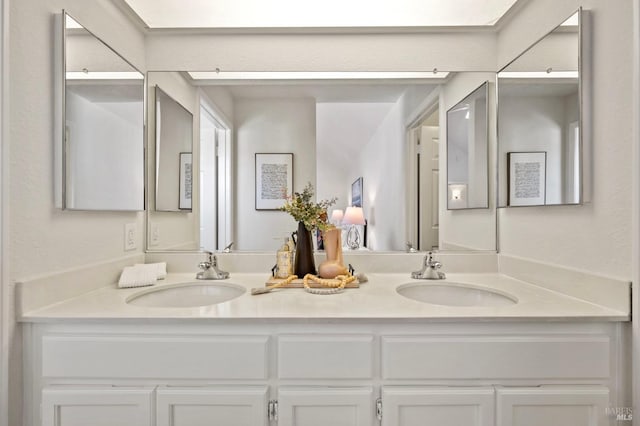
121, 0, 520, 29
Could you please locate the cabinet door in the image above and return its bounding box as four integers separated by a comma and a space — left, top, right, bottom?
41, 386, 153, 426
156, 386, 268, 426
496, 386, 609, 426
382, 387, 494, 426
278, 387, 373, 426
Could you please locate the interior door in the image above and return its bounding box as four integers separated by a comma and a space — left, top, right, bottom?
419, 125, 440, 250
199, 108, 218, 252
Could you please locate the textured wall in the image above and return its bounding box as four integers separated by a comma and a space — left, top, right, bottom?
497, 0, 633, 279
8, 2, 146, 425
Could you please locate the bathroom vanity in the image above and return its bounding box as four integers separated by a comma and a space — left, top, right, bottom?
19, 268, 630, 426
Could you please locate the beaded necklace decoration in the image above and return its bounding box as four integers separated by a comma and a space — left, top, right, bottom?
302, 273, 357, 295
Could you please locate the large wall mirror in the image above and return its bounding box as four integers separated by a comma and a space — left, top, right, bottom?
497, 9, 586, 207
446, 81, 489, 210
146, 71, 497, 253
56, 11, 144, 211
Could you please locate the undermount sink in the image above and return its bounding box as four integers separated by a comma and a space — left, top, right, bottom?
396, 282, 517, 307
126, 282, 245, 308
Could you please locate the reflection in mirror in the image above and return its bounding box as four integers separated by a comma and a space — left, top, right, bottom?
446, 81, 489, 210
146, 72, 498, 253
497, 9, 583, 207
439, 73, 497, 251
58, 11, 144, 211
154, 86, 194, 212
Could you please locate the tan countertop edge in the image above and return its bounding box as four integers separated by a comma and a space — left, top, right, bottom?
18, 272, 629, 323
15, 253, 145, 317
499, 255, 631, 313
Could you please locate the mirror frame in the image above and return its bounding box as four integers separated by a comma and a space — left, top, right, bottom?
496, 7, 587, 208
56, 10, 146, 211
446, 80, 490, 210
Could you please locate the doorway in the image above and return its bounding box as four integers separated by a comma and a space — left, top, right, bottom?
407, 103, 440, 251
199, 103, 231, 252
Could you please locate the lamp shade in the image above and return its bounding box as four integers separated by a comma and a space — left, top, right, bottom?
342, 206, 365, 225
330, 209, 344, 224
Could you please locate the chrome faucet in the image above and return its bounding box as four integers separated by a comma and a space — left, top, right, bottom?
411, 251, 446, 280
196, 252, 230, 280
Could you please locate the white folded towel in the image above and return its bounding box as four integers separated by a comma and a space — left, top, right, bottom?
136, 262, 167, 280
118, 265, 159, 288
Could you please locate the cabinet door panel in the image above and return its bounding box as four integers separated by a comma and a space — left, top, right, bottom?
382, 387, 494, 426
278, 387, 373, 426
41, 387, 153, 426
496, 386, 609, 426
156, 386, 268, 426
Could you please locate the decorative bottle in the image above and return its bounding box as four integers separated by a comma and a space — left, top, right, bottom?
275, 237, 294, 279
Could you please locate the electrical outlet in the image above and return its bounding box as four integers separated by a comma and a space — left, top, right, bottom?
150, 224, 160, 246
124, 223, 137, 251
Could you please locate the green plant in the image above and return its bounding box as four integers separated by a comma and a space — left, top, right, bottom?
280, 183, 337, 232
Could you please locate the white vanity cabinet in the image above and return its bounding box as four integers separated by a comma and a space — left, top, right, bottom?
156, 386, 269, 426
495, 386, 610, 426
41, 386, 154, 426
277, 387, 374, 426
381, 387, 495, 426
23, 321, 627, 426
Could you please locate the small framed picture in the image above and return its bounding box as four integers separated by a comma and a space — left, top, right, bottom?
255, 153, 293, 210
179, 152, 192, 210
351, 177, 363, 208
507, 151, 546, 206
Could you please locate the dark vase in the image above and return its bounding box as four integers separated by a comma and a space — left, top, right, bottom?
294, 221, 316, 277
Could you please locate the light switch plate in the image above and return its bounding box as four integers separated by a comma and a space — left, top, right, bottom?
124, 223, 137, 251
150, 223, 160, 246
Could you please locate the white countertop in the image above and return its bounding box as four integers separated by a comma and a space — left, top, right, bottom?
19, 272, 630, 322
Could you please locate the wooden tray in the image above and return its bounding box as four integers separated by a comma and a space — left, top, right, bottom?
265, 277, 360, 288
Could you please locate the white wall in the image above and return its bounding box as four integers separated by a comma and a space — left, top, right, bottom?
146, 32, 497, 72
8, 2, 146, 425
65, 90, 144, 210
440, 72, 497, 251
498, 95, 567, 205
497, 0, 633, 279
147, 72, 199, 250
355, 97, 406, 251
316, 102, 395, 205
10, 0, 146, 278
200, 86, 234, 124
235, 98, 316, 250
632, 0, 640, 418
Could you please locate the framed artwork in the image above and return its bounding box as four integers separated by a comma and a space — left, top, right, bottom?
351, 177, 363, 207
178, 152, 193, 210
507, 151, 547, 206
255, 153, 293, 210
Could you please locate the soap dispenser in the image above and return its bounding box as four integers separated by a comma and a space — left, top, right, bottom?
275, 237, 294, 279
